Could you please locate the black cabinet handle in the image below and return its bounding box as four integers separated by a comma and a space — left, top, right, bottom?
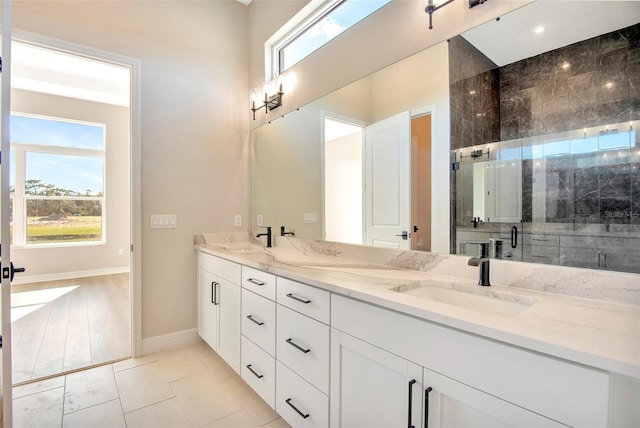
285, 398, 310, 419
247, 278, 265, 286
286, 293, 311, 304
211, 282, 219, 305
424, 386, 433, 428
211, 281, 216, 305
511, 226, 518, 249
408, 379, 416, 428
286, 338, 311, 354
246, 315, 264, 326
246, 364, 263, 379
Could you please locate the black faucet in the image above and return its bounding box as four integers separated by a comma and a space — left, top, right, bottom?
280, 226, 295, 237
256, 226, 272, 248
468, 242, 490, 286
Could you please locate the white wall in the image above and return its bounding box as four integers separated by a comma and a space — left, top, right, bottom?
13, 1, 250, 340
10, 89, 130, 279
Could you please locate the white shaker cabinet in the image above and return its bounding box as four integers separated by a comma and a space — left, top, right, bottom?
330, 330, 423, 428
422, 369, 562, 428
240, 265, 278, 408
197, 252, 241, 373
198, 268, 219, 349
331, 294, 610, 428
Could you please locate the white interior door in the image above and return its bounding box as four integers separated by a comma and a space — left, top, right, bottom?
1, 0, 13, 425
364, 111, 411, 249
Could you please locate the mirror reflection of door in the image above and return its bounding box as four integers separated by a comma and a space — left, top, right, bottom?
364, 111, 411, 249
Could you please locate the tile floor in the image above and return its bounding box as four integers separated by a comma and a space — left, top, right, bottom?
12, 342, 291, 428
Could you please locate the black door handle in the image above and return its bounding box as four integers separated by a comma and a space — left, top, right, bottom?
424, 386, 433, 428
396, 231, 409, 240
413, 225, 419, 233
1, 262, 26, 281
408, 379, 416, 428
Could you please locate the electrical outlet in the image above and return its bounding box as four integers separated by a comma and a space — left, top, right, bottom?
257, 214, 263, 226
118, 248, 124, 256
234, 214, 242, 227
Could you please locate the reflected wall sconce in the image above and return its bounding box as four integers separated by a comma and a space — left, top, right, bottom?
425, 0, 455, 30
425, 0, 488, 30
251, 84, 284, 120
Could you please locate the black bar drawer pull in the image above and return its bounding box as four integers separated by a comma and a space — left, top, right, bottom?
286, 293, 311, 304
211, 282, 219, 305
424, 386, 433, 428
247, 278, 265, 286
246, 364, 263, 379
246, 314, 264, 326
408, 379, 416, 428
286, 338, 311, 354
285, 398, 310, 419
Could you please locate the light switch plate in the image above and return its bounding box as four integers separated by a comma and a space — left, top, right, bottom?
257, 214, 264, 226
151, 214, 177, 229
304, 213, 318, 224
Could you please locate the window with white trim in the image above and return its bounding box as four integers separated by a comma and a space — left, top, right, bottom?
271, 0, 392, 77
10, 114, 106, 246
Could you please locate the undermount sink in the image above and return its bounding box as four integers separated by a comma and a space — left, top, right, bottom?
393, 280, 538, 318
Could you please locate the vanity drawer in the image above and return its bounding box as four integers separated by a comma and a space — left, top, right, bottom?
241, 336, 275, 409
241, 288, 276, 356
199, 252, 241, 284
277, 305, 330, 394
276, 361, 328, 428
242, 266, 276, 300
277, 277, 330, 324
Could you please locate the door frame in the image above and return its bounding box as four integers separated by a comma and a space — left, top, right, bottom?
11, 30, 143, 358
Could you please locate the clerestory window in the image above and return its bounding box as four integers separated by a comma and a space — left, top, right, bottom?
269, 0, 392, 77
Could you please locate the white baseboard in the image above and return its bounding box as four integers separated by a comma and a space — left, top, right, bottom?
12, 266, 130, 285
141, 328, 202, 355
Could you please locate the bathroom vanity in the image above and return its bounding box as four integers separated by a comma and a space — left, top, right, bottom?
196, 236, 639, 428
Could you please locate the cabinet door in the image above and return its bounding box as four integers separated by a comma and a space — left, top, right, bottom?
330, 329, 422, 428
423, 369, 563, 428
198, 269, 219, 350
218, 277, 241, 373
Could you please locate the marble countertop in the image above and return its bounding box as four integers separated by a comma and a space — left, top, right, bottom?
197, 241, 640, 379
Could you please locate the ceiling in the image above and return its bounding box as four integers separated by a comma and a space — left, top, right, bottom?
12, 41, 130, 107
462, 1, 640, 67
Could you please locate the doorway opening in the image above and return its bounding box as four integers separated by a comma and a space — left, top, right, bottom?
411, 113, 432, 251
323, 116, 364, 245
9, 40, 132, 384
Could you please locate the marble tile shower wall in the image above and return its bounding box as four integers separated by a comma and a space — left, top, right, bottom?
499, 23, 640, 140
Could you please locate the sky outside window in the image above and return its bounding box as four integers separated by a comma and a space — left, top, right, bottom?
280, 0, 392, 72
11, 115, 105, 195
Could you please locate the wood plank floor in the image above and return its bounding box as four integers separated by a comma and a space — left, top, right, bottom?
10, 273, 131, 384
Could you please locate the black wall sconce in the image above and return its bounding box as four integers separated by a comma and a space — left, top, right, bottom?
425, 0, 488, 30
251, 84, 284, 120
